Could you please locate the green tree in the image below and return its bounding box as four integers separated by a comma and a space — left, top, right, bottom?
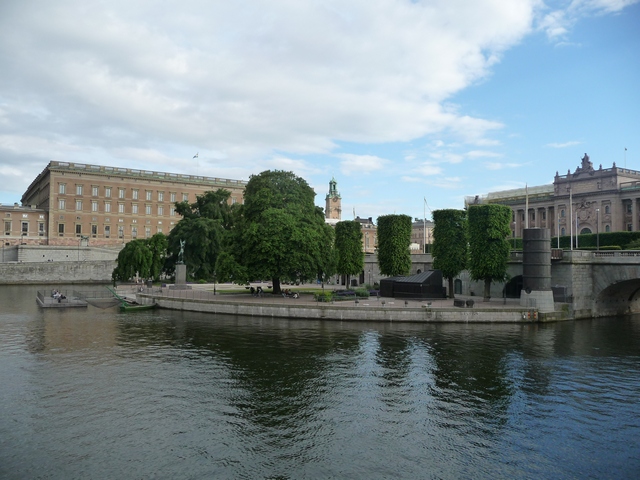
112, 239, 153, 283
232, 170, 335, 294
147, 233, 168, 282
467, 204, 512, 301
166, 189, 234, 281
432, 209, 467, 298
335, 220, 364, 287
376, 214, 412, 277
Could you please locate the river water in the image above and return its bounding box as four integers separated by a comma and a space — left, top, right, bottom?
1, 285, 639, 479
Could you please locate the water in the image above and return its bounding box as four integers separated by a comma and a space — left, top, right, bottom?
1, 285, 639, 479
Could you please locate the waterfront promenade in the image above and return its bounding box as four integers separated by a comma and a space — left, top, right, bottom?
133, 283, 549, 323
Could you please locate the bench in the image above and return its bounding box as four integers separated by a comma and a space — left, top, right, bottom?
453, 299, 466, 308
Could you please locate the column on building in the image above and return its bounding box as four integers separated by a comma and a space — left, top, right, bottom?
635, 198, 640, 232
515, 208, 523, 237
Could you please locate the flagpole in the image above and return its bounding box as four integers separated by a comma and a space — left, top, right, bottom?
423, 198, 426, 254
525, 184, 529, 229
569, 187, 573, 251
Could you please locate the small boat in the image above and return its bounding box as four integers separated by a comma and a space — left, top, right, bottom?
107, 286, 157, 312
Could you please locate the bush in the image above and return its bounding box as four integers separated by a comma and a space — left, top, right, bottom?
354, 288, 370, 298
314, 291, 333, 302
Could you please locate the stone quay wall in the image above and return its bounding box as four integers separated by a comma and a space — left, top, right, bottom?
0, 260, 115, 284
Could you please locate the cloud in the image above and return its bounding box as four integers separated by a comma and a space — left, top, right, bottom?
338, 153, 388, 176
546, 141, 581, 148
484, 162, 523, 170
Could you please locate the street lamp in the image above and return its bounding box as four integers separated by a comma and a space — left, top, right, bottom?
596, 208, 600, 251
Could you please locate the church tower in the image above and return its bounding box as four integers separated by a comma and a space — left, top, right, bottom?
325, 177, 342, 221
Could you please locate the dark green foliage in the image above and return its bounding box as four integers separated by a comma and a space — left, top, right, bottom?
551, 231, 640, 250
231, 170, 335, 294
467, 204, 512, 300
166, 189, 234, 281
147, 233, 168, 281
112, 238, 153, 283
376, 214, 412, 277
432, 209, 467, 298
335, 221, 364, 284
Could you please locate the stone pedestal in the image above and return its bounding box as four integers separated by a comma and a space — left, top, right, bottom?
170, 263, 191, 290
520, 290, 555, 313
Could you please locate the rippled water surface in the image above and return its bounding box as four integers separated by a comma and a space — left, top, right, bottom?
1, 285, 640, 479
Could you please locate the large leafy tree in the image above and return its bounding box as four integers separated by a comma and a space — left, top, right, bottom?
166, 189, 235, 281
112, 239, 153, 283
467, 204, 512, 301
231, 170, 335, 294
432, 209, 467, 298
377, 214, 412, 277
335, 220, 364, 287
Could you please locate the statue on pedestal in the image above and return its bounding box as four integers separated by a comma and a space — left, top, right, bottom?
178, 240, 185, 264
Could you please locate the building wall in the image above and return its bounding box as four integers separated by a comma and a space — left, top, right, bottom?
20, 161, 247, 246
1, 204, 48, 246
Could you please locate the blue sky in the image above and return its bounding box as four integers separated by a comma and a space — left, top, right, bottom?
1, 0, 638, 222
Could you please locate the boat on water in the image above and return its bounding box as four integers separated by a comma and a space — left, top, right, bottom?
107, 286, 157, 312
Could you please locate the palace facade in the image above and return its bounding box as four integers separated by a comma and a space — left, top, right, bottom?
465, 154, 640, 239
6, 161, 246, 247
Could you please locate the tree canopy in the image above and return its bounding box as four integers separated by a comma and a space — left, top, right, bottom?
376, 214, 412, 277
467, 204, 512, 300
230, 170, 335, 294
111, 233, 167, 283
166, 189, 234, 281
334, 220, 364, 285
432, 209, 467, 298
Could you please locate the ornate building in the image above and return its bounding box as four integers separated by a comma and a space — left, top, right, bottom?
324, 177, 342, 223
465, 154, 640, 239
14, 161, 246, 246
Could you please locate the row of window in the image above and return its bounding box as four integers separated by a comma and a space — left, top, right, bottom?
57, 199, 177, 216
4, 221, 46, 236
513, 205, 613, 222
57, 223, 164, 238
58, 183, 190, 203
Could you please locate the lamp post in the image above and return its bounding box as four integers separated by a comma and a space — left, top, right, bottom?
596, 208, 600, 251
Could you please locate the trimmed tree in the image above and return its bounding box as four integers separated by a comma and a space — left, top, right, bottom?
234, 170, 335, 294
335, 220, 364, 287
467, 204, 512, 301
376, 214, 412, 277
112, 239, 153, 283
432, 209, 467, 298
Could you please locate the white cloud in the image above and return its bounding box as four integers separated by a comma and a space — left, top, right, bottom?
485, 162, 523, 170
338, 154, 388, 175
546, 141, 581, 148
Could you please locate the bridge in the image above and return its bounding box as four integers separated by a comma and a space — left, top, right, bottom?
505, 250, 640, 318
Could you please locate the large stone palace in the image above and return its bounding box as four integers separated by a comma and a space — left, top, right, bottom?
3, 161, 247, 247
466, 154, 640, 239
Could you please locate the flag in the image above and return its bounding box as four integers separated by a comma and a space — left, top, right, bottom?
193, 153, 198, 158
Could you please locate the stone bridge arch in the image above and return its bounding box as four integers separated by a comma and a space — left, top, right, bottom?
592, 264, 640, 317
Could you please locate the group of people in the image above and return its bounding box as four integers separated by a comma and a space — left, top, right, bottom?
250, 286, 264, 297
51, 289, 66, 302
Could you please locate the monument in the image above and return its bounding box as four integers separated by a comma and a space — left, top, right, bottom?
171, 239, 191, 290
520, 228, 555, 312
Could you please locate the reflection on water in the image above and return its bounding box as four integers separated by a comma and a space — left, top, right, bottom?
1, 285, 639, 479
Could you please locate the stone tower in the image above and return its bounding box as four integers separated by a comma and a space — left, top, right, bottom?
325, 177, 341, 221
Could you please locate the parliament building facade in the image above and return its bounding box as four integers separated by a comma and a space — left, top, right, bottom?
466, 154, 640, 239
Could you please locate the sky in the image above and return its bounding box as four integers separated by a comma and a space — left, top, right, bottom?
1, 0, 639, 222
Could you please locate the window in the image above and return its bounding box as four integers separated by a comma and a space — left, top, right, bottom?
105, 187, 112, 198
182, 193, 188, 202
5, 221, 12, 236
158, 191, 164, 202
91, 201, 98, 212
59, 199, 66, 210
627, 203, 633, 214
75, 224, 82, 236
132, 189, 139, 200
170, 192, 176, 202
91, 224, 97, 237
132, 204, 138, 214
605, 205, 610, 214
105, 202, 111, 213
21, 222, 28, 235
146, 205, 152, 215
38, 223, 45, 236
232, 197, 237, 205
605, 225, 610, 232
118, 203, 125, 214
170, 206, 175, 216
628, 224, 633, 232
58, 224, 65, 236
158, 205, 164, 216
561, 209, 565, 218
59, 183, 66, 194
157, 226, 163, 234
132, 226, 138, 238
75, 185, 83, 195
542, 211, 546, 220
119, 188, 125, 199
145, 227, 151, 238
146, 191, 152, 201
76, 200, 82, 211
92, 186, 99, 197
118, 226, 124, 238
105, 225, 111, 238
561, 227, 565, 236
